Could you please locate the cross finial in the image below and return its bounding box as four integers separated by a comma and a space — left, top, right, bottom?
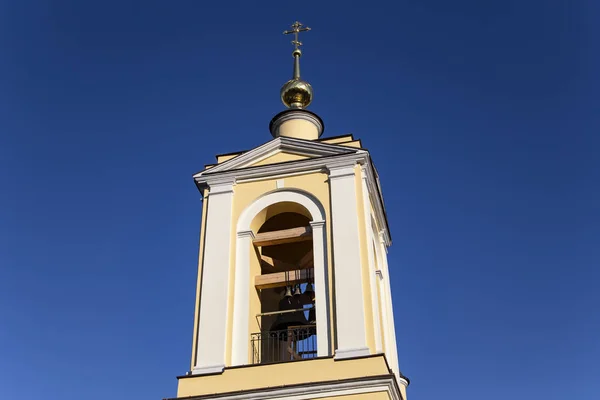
283, 21, 311, 51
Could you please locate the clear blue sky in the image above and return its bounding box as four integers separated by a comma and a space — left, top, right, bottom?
1, 1, 598, 399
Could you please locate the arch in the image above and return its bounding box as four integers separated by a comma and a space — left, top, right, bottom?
237, 189, 326, 232
232, 189, 330, 366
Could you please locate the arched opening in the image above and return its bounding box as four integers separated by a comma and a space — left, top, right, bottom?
251, 207, 317, 364
231, 189, 330, 366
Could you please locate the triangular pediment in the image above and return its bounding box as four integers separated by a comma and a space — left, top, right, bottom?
197, 137, 359, 176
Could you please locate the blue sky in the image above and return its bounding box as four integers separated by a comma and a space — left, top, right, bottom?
1, 1, 598, 399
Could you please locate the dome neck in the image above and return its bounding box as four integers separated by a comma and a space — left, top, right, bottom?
270, 109, 324, 140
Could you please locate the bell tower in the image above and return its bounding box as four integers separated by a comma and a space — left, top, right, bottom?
169, 22, 409, 400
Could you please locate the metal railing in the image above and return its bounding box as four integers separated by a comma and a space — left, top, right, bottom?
251, 325, 317, 364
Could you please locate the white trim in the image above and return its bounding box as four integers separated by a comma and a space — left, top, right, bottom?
231, 189, 330, 365
175, 375, 401, 400
333, 347, 371, 359
205, 182, 235, 196
191, 364, 225, 375
197, 153, 366, 185
309, 220, 331, 356
362, 166, 383, 353
193, 183, 235, 375
376, 253, 393, 368
202, 137, 356, 174
328, 165, 357, 179
398, 376, 409, 388
328, 166, 370, 359
377, 232, 400, 378
230, 230, 255, 366
236, 169, 322, 184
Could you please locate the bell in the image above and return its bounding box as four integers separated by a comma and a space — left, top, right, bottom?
292, 284, 302, 297
298, 282, 315, 306
304, 282, 314, 294
283, 285, 293, 299
304, 282, 314, 299
270, 296, 310, 339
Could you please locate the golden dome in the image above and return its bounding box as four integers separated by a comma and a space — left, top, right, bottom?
280, 78, 313, 109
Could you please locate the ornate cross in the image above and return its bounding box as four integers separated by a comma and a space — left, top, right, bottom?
283, 21, 311, 50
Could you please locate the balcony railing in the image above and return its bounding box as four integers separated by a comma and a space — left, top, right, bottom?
251, 325, 317, 364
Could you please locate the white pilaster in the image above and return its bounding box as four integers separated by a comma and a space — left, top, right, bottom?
310, 220, 331, 356
193, 181, 234, 375
361, 166, 383, 353
329, 165, 370, 359
378, 232, 400, 377
231, 230, 255, 366
376, 269, 392, 360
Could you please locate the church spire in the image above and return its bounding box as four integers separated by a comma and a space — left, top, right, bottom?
280, 21, 313, 109
270, 21, 323, 140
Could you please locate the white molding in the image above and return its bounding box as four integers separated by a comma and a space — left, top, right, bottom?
232, 190, 330, 364
328, 165, 356, 179
309, 220, 331, 356
231, 230, 255, 366
237, 230, 255, 239
191, 364, 225, 375
398, 376, 409, 388
198, 152, 366, 188
309, 219, 325, 228
376, 250, 393, 369
194, 184, 235, 374
377, 237, 400, 378
175, 375, 401, 400
202, 137, 357, 175
206, 181, 235, 196
333, 347, 371, 359
361, 166, 383, 353
236, 169, 323, 184
328, 166, 370, 360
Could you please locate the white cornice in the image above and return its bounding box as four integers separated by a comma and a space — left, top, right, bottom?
201, 137, 358, 175
205, 181, 234, 196
197, 152, 366, 187
173, 375, 401, 400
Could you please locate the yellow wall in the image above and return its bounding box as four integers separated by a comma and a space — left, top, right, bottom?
319, 135, 362, 149
252, 151, 309, 166
339, 140, 363, 149
216, 153, 240, 163
320, 135, 354, 144
178, 355, 391, 398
